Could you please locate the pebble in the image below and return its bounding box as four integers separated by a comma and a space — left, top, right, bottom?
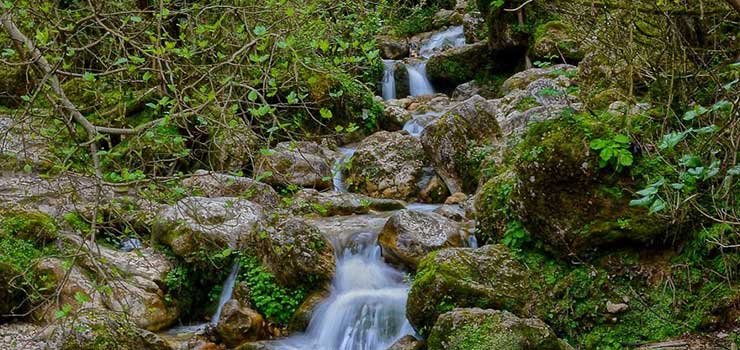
0, 322, 47, 350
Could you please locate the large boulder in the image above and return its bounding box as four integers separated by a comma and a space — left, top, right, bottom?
387, 335, 426, 350
49, 309, 173, 350
505, 118, 668, 255
406, 245, 532, 334
181, 170, 279, 208
215, 300, 267, 347
153, 197, 264, 259
428, 308, 572, 350
426, 42, 490, 89
292, 189, 405, 216
255, 141, 337, 190
248, 218, 335, 288
420, 95, 501, 193
345, 131, 442, 201
378, 210, 468, 270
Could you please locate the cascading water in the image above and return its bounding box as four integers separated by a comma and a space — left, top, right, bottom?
402, 111, 444, 137
406, 61, 435, 97
333, 147, 357, 193
382, 60, 397, 100
419, 25, 466, 58
265, 229, 415, 350
211, 261, 240, 325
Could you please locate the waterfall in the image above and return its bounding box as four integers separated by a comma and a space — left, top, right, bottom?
333, 147, 357, 193
382, 60, 397, 100
402, 111, 444, 137
211, 261, 240, 325
268, 230, 414, 350
419, 25, 466, 58
406, 62, 434, 97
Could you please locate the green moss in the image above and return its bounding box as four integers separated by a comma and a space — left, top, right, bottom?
514, 95, 540, 112
0, 209, 58, 243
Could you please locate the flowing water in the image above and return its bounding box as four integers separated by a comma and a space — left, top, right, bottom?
419, 26, 466, 58
406, 61, 435, 97
381, 60, 398, 100
402, 111, 444, 137
266, 228, 414, 350
333, 147, 357, 193
211, 261, 240, 325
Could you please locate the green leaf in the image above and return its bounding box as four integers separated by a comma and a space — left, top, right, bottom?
659, 132, 686, 150
629, 196, 653, 207
248, 90, 259, 102
613, 134, 630, 144
82, 71, 96, 82
649, 198, 666, 214
74, 291, 90, 304
254, 26, 268, 36
617, 151, 633, 167
589, 139, 609, 150
319, 108, 333, 119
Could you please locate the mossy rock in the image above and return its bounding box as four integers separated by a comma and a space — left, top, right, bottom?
54, 309, 172, 350
427, 42, 490, 90
510, 118, 669, 256
531, 21, 583, 63
406, 244, 533, 335
0, 208, 58, 243
428, 308, 572, 350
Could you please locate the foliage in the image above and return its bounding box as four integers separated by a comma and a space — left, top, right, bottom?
237, 252, 307, 325
589, 134, 634, 171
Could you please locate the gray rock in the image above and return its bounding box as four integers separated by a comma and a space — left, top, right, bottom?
427, 42, 490, 88
378, 209, 467, 270
255, 141, 337, 190
181, 170, 279, 207
153, 197, 264, 258
387, 335, 425, 350
377, 36, 410, 60
500, 64, 577, 95
215, 300, 267, 347
292, 189, 405, 216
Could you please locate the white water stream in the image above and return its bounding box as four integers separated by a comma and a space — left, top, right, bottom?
382, 60, 398, 100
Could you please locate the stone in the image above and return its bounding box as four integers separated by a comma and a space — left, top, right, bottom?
215, 300, 267, 347
407, 245, 532, 334
531, 21, 583, 63
207, 117, 260, 172
451, 81, 482, 101
420, 95, 501, 193
292, 189, 406, 216
379, 210, 467, 271
377, 36, 410, 60
255, 141, 337, 190
500, 64, 577, 95
432, 9, 464, 28
427, 308, 572, 350
606, 301, 629, 314
49, 308, 173, 350
381, 104, 413, 131
181, 170, 279, 208
433, 204, 467, 221
248, 218, 335, 288
387, 335, 425, 350
153, 197, 264, 259
462, 12, 486, 43
426, 42, 490, 89
345, 131, 438, 201
418, 173, 451, 203
289, 288, 330, 332
444, 192, 467, 205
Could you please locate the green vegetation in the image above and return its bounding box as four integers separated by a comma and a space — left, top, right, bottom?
237, 253, 307, 325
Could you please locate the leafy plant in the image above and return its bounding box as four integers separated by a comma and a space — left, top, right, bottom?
237, 253, 307, 325
589, 134, 634, 170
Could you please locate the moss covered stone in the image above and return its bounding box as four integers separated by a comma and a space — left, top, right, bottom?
406, 244, 533, 335
531, 21, 583, 63
428, 308, 572, 350
427, 42, 490, 89
53, 309, 172, 350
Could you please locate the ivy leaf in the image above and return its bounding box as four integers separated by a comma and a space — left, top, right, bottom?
659, 132, 686, 150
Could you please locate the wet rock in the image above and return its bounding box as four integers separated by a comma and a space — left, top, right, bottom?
420, 95, 501, 193
531, 21, 583, 63
418, 173, 450, 203
153, 197, 264, 259
248, 218, 335, 288
407, 245, 532, 334
49, 308, 173, 350
378, 210, 467, 270
428, 308, 572, 350
181, 170, 279, 207
433, 204, 467, 221
215, 300, 267, 347
387, 335, 426, 350
289, 288, 330, 332
345, 131, 438, 201
382, 104, 413, 131
377, 36, 410, 60
255, 141, 337, 190
292, 189, 405, 216
426, 42, 489, 89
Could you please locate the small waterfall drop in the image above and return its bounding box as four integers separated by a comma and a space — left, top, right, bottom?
211, 261, 240, 325
382, 60, 397, 100
333, 147, 357, 193
406, 62, 434, 97
402, 111, 444, 137
419, 25, 466, 58
267, 229, 413, 350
